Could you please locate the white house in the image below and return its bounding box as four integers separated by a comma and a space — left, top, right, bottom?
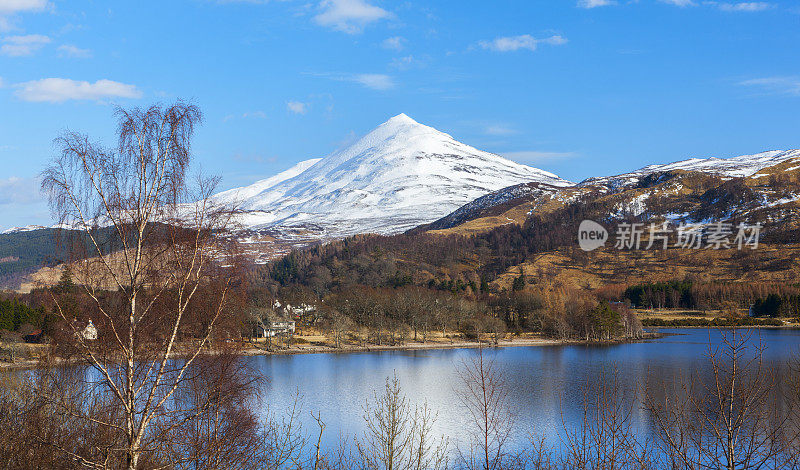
252, 320, 296, 338
82, 320, 98, 341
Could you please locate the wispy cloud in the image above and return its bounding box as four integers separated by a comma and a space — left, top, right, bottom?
351, 73, 394, 90
57, 44, 92, 58
214, 0, 271, 4
0, 176, 43, 205
738, 77, 800, 96
577, 0, 616, 8
503, 150, 576, 163
0, 1, 49, 32
389, 55, 422, 70
0, 0, 49, 14
381, 36, 405, 51
287, 101, 308, 114
660, 0, 696, 6
313, 0, 392, 34
657, 0, 773, 9
707, 2, 773, 11
223, 110, 268, 122
483, 125, 516, 136
14, 78, 143, 103
1, 33, 49, 56
243, 110, 267, 119
315, 72, 395, 90
478, 34, 567, 52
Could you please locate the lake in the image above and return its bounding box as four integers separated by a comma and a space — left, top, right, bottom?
248, 328, 800, 453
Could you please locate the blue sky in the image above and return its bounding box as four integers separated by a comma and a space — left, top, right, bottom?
0, 0, 799, 230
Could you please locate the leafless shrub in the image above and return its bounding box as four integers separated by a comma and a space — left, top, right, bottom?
456, 347, 514, 470
558, 367, 656, 470
646, 329, 799, 470
356, 373, 449, 470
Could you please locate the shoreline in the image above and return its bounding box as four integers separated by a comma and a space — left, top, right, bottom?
1, 332, 663, 370
230, 332, 665, 358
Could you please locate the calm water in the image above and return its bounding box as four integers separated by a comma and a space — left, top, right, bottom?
247, 328, 800, 451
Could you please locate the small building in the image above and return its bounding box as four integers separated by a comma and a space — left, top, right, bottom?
252, 320, 296, 338
82, 320, 98, 341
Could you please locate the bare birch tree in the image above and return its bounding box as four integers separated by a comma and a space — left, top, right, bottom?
39, 102, 242, 469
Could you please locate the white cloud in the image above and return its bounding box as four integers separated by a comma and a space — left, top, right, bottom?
352, 73, 394, 90
0, 0, 48, 14
382, 36, 405, 51
578, 0, 616, 8
0, 0, 49, 32
739, 77, 800, 96
1, 33, 49, 56
287, 101, 308, 114
660, 0, 696, 6
14, 78, 143, 103
712, 2, 772, 11
503, 151, 576, 163
57, 44, 92, 58
478, 34, 567, 52
313, 0, 391, 34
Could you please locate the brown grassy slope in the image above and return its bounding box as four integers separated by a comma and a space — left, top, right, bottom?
491, 244, 800, 292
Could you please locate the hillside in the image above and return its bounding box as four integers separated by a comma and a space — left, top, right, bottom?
424, 150, 800, 236
0, 224, 179, 291
257, 150, 800, 304
0, 228, 80, 288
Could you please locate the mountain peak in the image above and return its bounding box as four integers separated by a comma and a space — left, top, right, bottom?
371, 113, 425, 138
385, 113, 417, 125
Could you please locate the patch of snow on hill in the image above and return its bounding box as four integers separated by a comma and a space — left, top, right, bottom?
580, 149, 800, 190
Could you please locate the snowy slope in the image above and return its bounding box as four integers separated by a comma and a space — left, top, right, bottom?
215, 114, 571, 237
1, 225, 48, 235
213, 158, 322, 204
580, 150, 800, 191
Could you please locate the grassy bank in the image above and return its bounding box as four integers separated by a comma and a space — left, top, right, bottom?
1, 331, 663, 369
635, 308, 797, 327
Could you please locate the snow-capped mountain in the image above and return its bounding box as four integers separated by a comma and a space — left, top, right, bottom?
1, 225, 48, 235
579, 150, 800, 191
214, 114, 571, 238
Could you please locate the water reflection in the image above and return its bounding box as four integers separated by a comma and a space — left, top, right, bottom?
246, 328, 800, 451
